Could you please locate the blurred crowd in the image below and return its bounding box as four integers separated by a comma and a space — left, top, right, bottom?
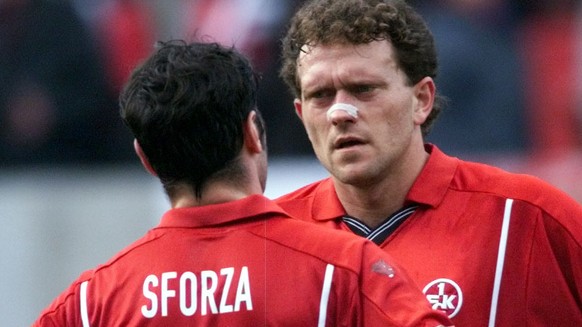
1, 0, 581, 167
415, 0, 582, 159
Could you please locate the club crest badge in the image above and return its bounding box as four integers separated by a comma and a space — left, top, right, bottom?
423, 278, 463, 318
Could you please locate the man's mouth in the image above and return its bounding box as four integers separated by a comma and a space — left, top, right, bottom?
337, 140, 362, 149
334, 136, 364, 149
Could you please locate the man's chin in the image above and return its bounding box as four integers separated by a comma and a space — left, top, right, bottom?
331, 165, 374, 186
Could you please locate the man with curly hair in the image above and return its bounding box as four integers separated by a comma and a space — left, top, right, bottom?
276, 0, 582, 325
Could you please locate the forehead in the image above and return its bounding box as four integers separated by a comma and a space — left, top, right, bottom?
297, 41, 399, 83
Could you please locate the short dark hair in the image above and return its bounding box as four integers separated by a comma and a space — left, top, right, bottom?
120, 40, 264, 198
280, 0, 444, 135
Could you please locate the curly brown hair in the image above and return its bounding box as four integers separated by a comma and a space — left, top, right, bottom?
280, 0, 445, 136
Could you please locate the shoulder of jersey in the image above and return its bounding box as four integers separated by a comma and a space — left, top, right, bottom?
261, 217, 376, 267
454, 160, 581, 211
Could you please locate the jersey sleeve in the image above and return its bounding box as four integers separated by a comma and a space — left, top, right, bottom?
32, 273, 92, 327
523, 207, 582, 324
359, 241, 453, 326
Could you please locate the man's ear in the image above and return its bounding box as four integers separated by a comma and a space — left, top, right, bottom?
293, 98, 303, 120
133, 139, 157, 176
413, 76, 435, 125
243, 111, 263, 154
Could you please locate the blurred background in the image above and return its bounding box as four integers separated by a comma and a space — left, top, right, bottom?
1, 0, 581, 325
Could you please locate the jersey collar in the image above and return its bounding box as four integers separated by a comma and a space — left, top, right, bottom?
405, 144, 458, 208
158, 194, 290, 228
309, 178, 346, 221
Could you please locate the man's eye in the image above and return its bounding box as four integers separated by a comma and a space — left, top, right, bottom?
310, 89, 333, 99
354, 85, 374, 93
311, 91, 323, 98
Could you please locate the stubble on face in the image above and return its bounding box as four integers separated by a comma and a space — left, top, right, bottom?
296, 41, 420, 188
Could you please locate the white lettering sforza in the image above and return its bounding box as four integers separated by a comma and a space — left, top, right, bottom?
141, 266, 253, 318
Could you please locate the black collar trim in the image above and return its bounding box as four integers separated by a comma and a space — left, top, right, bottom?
342, 205, 418, 245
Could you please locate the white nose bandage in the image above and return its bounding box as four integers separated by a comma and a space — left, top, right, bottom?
326, 103, 359, 121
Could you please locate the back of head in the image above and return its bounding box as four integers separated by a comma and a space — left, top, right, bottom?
280, 0, 443, 135
120, 40, 263, 198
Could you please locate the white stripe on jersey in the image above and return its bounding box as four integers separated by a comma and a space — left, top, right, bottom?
489, 198, 514, 327
318, 264, 335, 327
80, 281, 90, 327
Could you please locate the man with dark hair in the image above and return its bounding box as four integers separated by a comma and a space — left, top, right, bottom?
276, 0, 582, 326
33, 40, 452, 326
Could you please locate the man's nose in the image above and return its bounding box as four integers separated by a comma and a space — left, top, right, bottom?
327, 103, 359, 125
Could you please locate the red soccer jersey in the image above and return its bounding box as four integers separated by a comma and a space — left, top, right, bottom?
276, 144, 582, 326
34, 194, 451, 326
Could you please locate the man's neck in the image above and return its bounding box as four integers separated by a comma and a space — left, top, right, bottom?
171, 182, 262, 208
333, 147, 430, 229
335, 182, 407, 229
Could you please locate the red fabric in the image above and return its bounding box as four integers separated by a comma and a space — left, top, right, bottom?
33, 195, 451, 326
276, 144, 582, 326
